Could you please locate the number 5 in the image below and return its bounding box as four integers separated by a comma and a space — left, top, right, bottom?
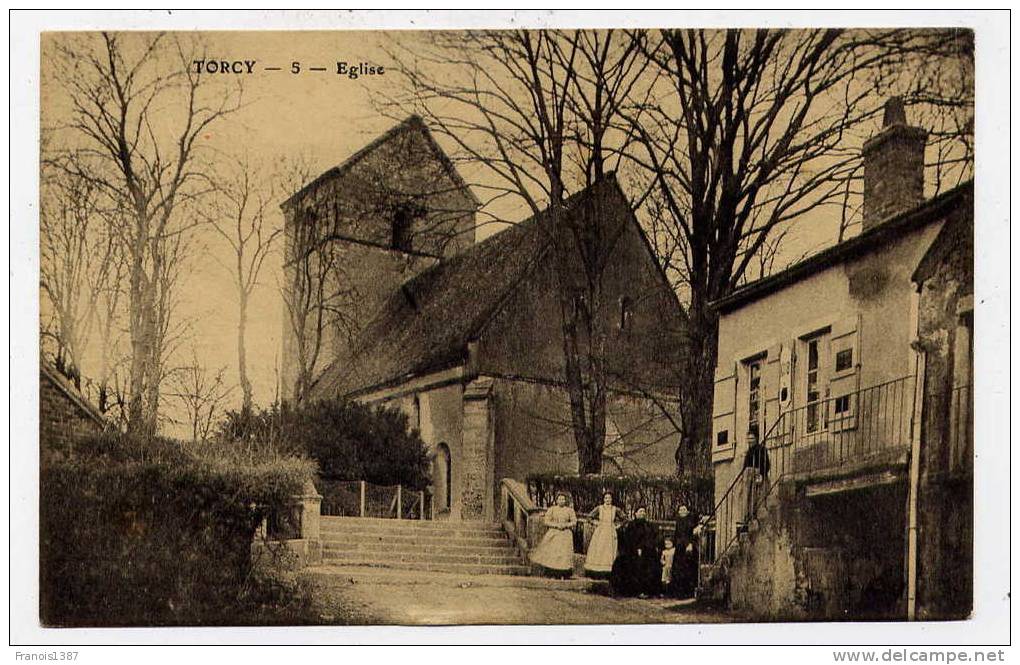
291, 61, 300, 74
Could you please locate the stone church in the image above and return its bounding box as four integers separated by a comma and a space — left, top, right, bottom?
282, 116, 686, 520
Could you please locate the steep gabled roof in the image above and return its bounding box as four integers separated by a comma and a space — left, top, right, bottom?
307, 179, 624, 400
281, 115, 481, 209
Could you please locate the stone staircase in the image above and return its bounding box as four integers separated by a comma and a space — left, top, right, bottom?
319, 515, 532, 576
699, 483, 785, 602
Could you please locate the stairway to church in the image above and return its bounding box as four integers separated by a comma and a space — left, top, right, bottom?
319, 516, 532, 576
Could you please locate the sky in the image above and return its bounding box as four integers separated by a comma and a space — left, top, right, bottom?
40, 30, 522, 434
38, 29, 970, 437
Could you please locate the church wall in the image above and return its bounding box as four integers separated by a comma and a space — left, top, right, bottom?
373, 380, 467, 518
476, 188, 684, 393
490, 378, 679, 491
281, 120, 477, 400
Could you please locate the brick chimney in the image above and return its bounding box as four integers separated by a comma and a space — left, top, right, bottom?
862, 97, 927, 231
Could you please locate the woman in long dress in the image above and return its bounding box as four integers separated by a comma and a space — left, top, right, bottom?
610, 506, 662, 597
529, 492, 577, 578
584, 492, 622, 577
668, 505, 699, 598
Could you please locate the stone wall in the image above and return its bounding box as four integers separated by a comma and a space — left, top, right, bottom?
491, 378, 679, 489
40, 365, 105, 450
725, 480, 907, 620
476, 183, 685, 392
914, 200, 974, 620
280, 117, 477, 400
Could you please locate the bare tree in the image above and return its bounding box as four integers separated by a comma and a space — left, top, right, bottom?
385, 29, 656, 473
39, 163, 118, 387
277, 156, 362, 403
206, 156, 282, 412
167, 350, 234, 442
623, 28, 974, 506
46, 32, 243, 435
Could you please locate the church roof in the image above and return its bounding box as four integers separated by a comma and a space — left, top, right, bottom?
281, 115, 481, 209
307, 179, 621, 400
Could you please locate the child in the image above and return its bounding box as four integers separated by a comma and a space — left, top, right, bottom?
660, 537, 676, 594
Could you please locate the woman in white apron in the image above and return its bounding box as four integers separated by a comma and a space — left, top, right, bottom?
529, 492, 577, 578
584, 491, 623, 577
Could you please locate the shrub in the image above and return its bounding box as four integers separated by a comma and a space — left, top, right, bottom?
39, 431, 317, 626
219, 399, 429, 490
526, 472, 713, 522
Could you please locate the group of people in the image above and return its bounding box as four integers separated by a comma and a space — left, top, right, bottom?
529, 491, 699, 599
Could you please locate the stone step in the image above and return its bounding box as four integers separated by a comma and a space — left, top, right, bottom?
320, 521, 506, 540
323, 539, 517, 557
320, 516, 504, 534
302, 564, 608, 592
311, 558, 533, 576
321, 532, 511, 548
322, 530, 505, 546
320, 527, 509, 543
322, 549, 523, 566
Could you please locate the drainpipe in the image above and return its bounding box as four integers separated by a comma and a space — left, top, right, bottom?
905, 288, 926, 620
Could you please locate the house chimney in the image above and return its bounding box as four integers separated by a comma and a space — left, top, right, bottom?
862, 97, 927, 231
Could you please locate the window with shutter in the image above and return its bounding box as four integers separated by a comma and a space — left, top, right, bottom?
829, 315, 861, 433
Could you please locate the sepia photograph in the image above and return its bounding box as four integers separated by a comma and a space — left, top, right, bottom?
13, 9, 1008, 647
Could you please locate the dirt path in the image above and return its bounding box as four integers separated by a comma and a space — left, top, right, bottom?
305, 570, 735, 626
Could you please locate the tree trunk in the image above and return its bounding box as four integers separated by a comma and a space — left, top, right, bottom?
676, 299, 719, 516
238, 293, 253, 412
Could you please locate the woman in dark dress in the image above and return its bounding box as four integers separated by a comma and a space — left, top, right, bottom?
610, 506, 662, 597
668, 505, 699, 598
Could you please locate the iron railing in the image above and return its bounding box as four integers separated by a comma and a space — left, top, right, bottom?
320, 480, 431, 520
700, 375, 916, 576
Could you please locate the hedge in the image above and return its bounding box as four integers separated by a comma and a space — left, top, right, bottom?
526, 473, 713, 522
219, 399, 429, 490
40, 431, 317, 626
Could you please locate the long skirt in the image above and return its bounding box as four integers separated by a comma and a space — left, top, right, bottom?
668, 549, 698, 598
584, 522, 617, 573
530, 526, 574, 572
610, 552, 662, 596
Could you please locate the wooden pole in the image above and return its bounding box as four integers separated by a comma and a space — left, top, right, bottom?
420, 491, 425, 521
397, 484, 402, 519
360, 481, 366, 518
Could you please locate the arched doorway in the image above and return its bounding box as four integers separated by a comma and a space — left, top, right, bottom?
435, 443, 452, 515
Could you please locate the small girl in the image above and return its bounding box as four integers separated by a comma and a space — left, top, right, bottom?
660, 537, 676, 592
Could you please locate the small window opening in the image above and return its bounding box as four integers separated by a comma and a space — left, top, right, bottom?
619, 296, 634, 331
835, 348, 854, 373
391, 207, 414, 252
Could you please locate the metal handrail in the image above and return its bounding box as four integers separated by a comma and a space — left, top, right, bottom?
700, 374, 916, 584
699, 409, 790, 574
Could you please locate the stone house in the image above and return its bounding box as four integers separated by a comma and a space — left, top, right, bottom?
40, 363, 107, 451
702, 100, 973, 620
284, 117, 687, 521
